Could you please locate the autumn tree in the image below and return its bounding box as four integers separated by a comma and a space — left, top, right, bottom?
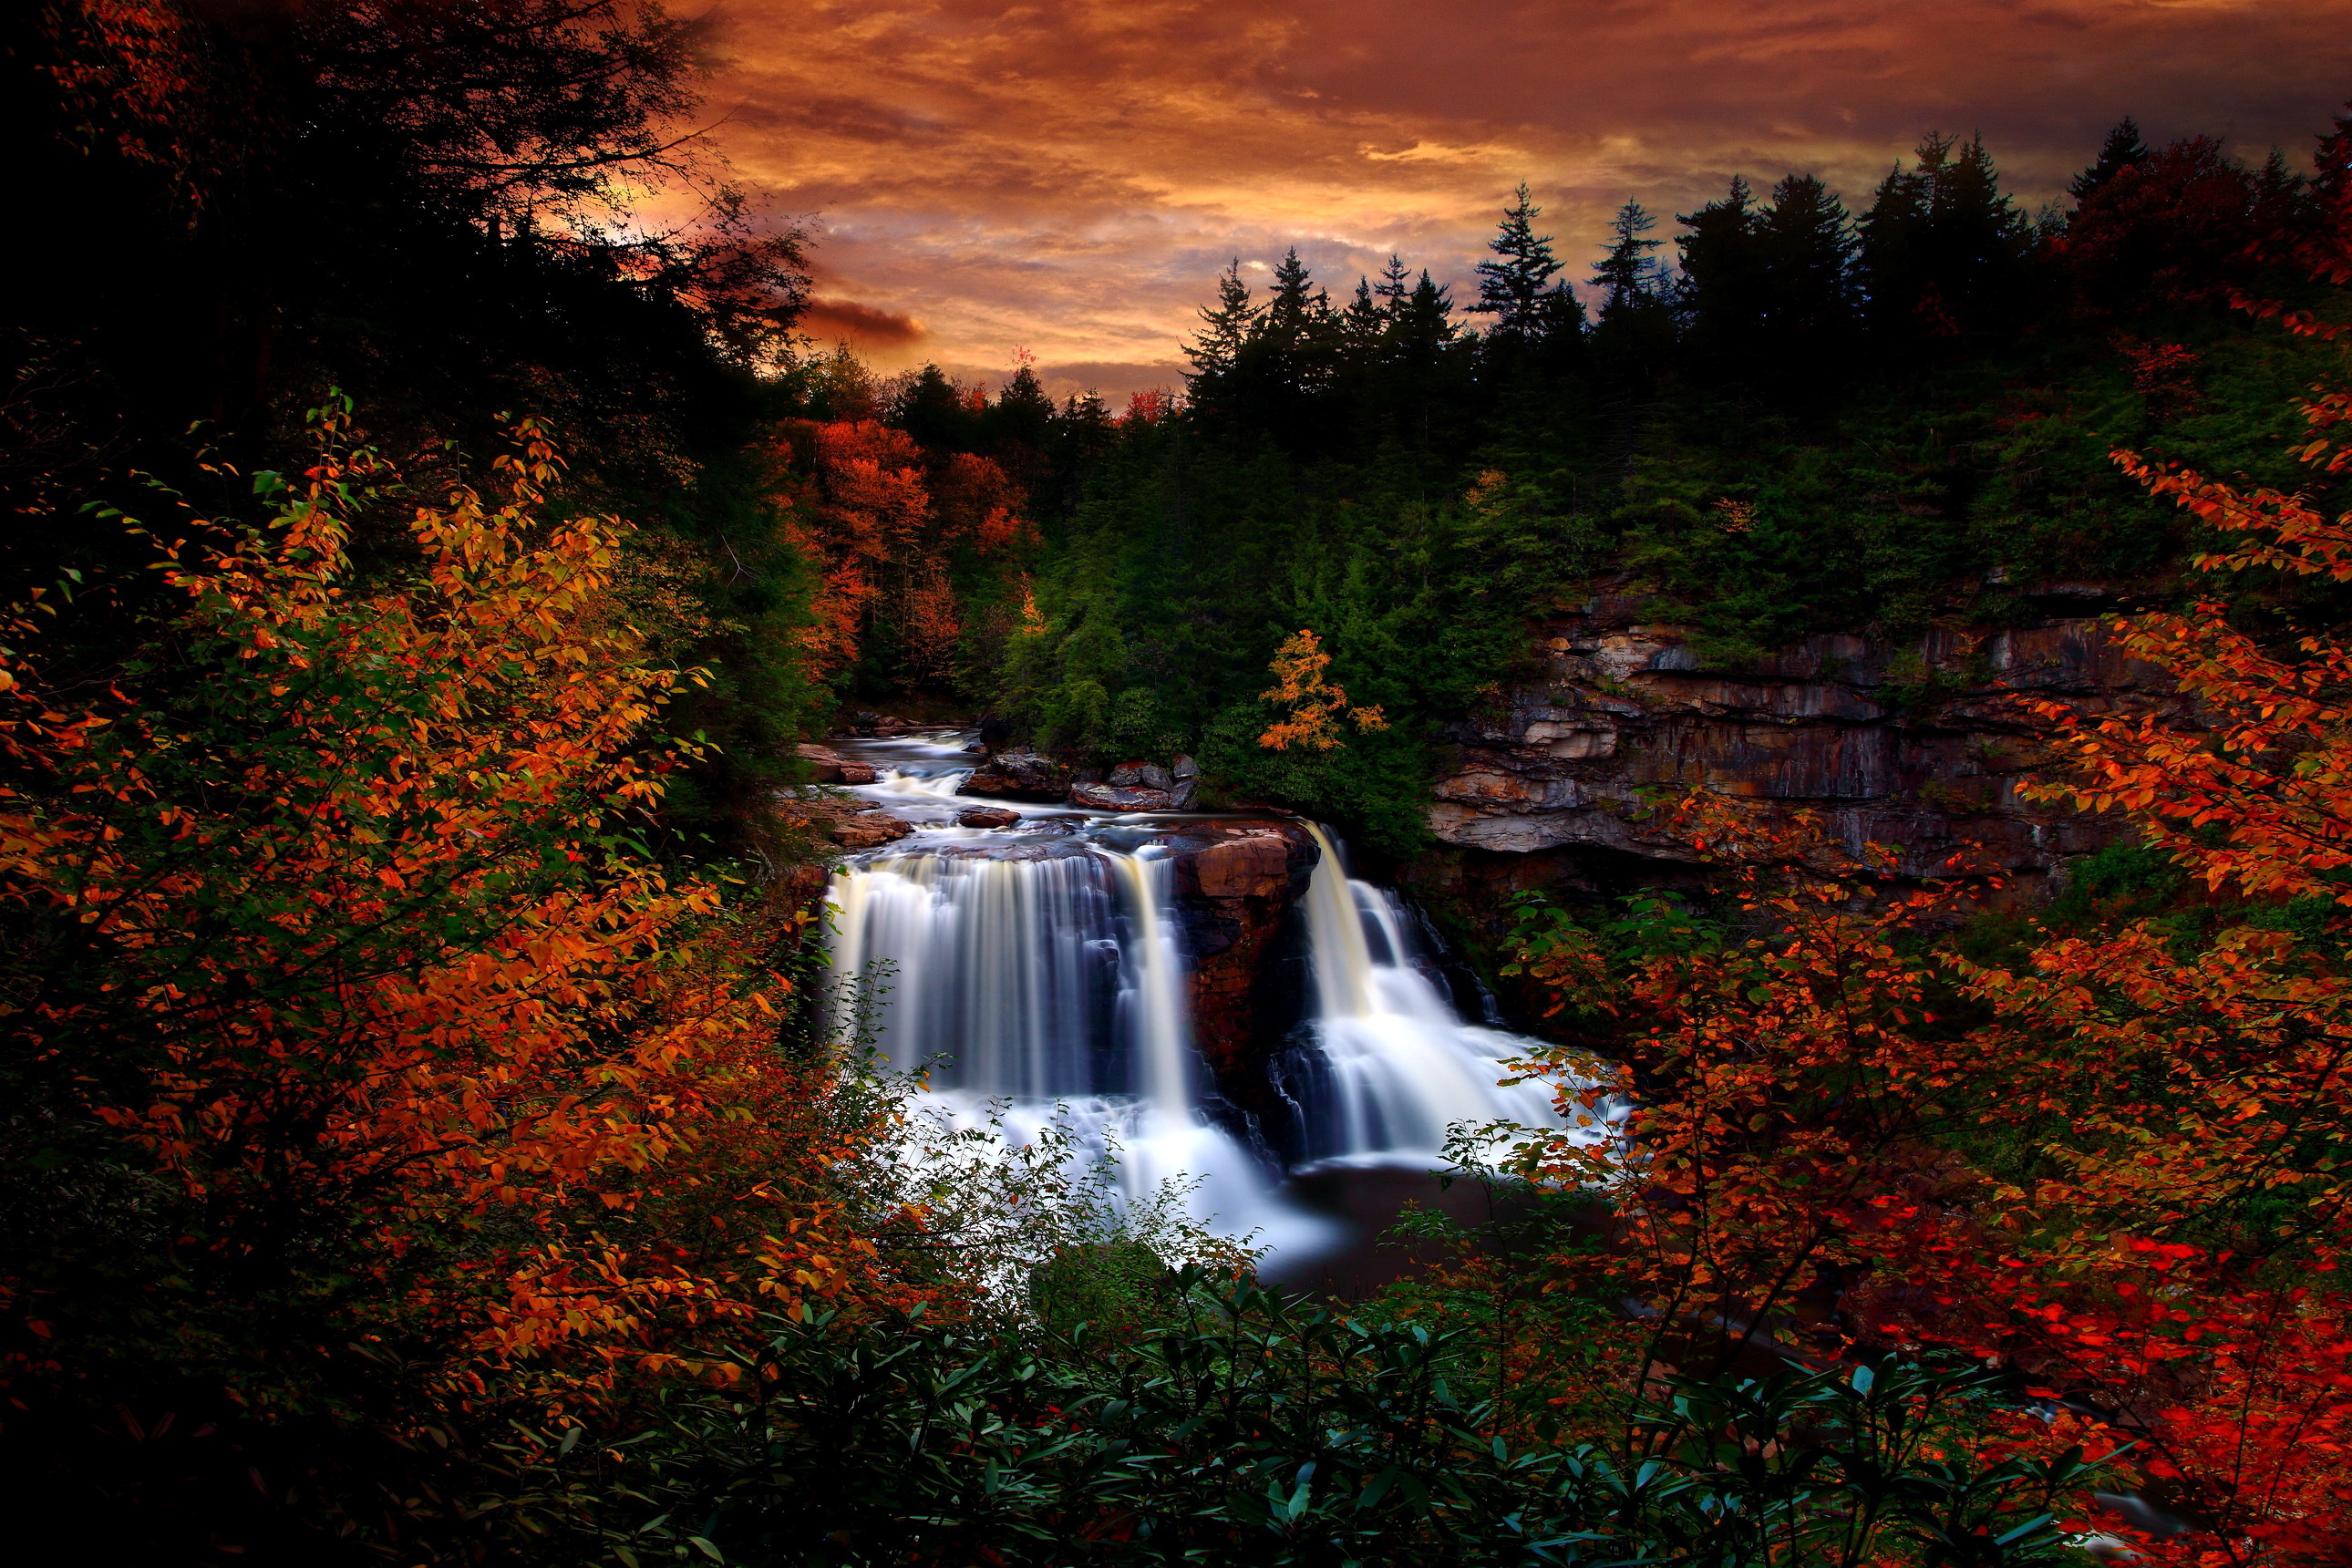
769, 416, 1032, 691
0, 406, 903, 1560
1256, 628, 1388, 751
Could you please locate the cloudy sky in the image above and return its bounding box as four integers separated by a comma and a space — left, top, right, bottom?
702, 0, 2352, 402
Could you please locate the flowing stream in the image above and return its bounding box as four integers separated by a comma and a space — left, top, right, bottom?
820, 732, 1587, 1265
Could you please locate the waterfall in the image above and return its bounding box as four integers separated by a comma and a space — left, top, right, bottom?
825, 838, 1326, 1251
820, 738, 1586, 1263
1291, 823, 1569, 1166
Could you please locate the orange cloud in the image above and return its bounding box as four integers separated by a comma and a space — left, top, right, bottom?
705, 0, 2352, 386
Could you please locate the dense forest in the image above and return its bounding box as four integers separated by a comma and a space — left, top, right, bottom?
9, 0, 2352, 1563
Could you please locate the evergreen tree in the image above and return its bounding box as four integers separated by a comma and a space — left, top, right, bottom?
1676, 175, 1768, 367
981, 357, 1057, 488
1238, 250, 1343, 445
1343, 275, 1387, 356
1397, 270, 1459, 356
1758, 173, 1860, 390
2071, 117, 2151, 203
1860, 132, 2030, 342
1590, 199, 1677, 397
1473, 183, 1571, 339
1185, 259, 1262, 381
988, 361, 1056, 450
1261, 248, 1331, 348
1592, 199, 1666, 315
894, 364, 976, 452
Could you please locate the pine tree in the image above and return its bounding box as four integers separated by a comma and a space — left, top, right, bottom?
1592, 200, 1663, 308
1860, 131, 2029, 341
983, 358, 1056, 461
1341, 276, 1387, 360
1759, 174, 1859, 341
1592, 199, 1666, 319
894, 364, 975, 452
1473, 184, 1569, 338
1676, 175, 1767, 364
1261, 247, 1330, 347
2070, 116, 2150, 203
1184, 260, 1261, 381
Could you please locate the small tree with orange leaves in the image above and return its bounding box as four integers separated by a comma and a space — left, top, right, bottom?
1256, 627, 1388, 751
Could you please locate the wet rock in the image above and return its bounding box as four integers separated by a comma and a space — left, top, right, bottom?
1109, 761, 1175, 791
954, 805, 1020, 829
1164, 824, 1320, 1077
830, 811, 913, 850
1169, 778, 1199, 810
1185, 834, 1292, 898
795, 743, 876, 784
842, 712, 940, 738
1171, 754, 1200, 779
1069, 781, 1174, 812
959, 748, 1071, 802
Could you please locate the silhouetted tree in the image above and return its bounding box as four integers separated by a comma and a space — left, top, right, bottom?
1592, 199, 1676, 369
1677, 175, 1768, 373
2071, 117, 2151, 204
1860, 132, 2031, 344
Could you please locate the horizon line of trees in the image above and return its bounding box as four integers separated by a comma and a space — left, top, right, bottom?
842, 112, 2342, 489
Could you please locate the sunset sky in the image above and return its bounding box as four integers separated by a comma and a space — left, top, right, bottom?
704, 0, 2352, 402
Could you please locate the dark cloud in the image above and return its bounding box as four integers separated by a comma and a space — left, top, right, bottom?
705, 0, 2352, 384
799, 295, 926, 348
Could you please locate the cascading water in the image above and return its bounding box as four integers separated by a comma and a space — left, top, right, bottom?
1285, 824, 1571, 1166
820, 732, 1585, 1263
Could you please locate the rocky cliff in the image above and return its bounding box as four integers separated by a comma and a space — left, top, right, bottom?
1413, 590, 2180, 906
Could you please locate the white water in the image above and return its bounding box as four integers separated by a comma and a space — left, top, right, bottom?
820, 733, 1584, 1261
1290, 823, 1574, 1168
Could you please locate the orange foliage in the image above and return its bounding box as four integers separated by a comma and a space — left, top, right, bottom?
36, 0, 215, 203
0, 407, 909, 1412
1505, 273, 2352, 1558
1256, 628, 1388, 751
769, 419, 1032, 685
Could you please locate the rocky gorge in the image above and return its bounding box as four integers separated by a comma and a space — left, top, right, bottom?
796, 592, 2174, 1101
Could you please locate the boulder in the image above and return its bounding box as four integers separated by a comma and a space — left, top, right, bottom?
960, 748, 1071, 802
954, 805, 1020, 829
1171, 754, 1200, 779
1109, 760, 1175, 791
1185, 833, 1291, 898
796, 742, 878, 784
1169, 778, 1199, 810
830, 812, 913, 850
1069, 781, 1175, 812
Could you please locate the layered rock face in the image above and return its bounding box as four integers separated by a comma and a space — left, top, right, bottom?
1426, 593, 2181, 887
